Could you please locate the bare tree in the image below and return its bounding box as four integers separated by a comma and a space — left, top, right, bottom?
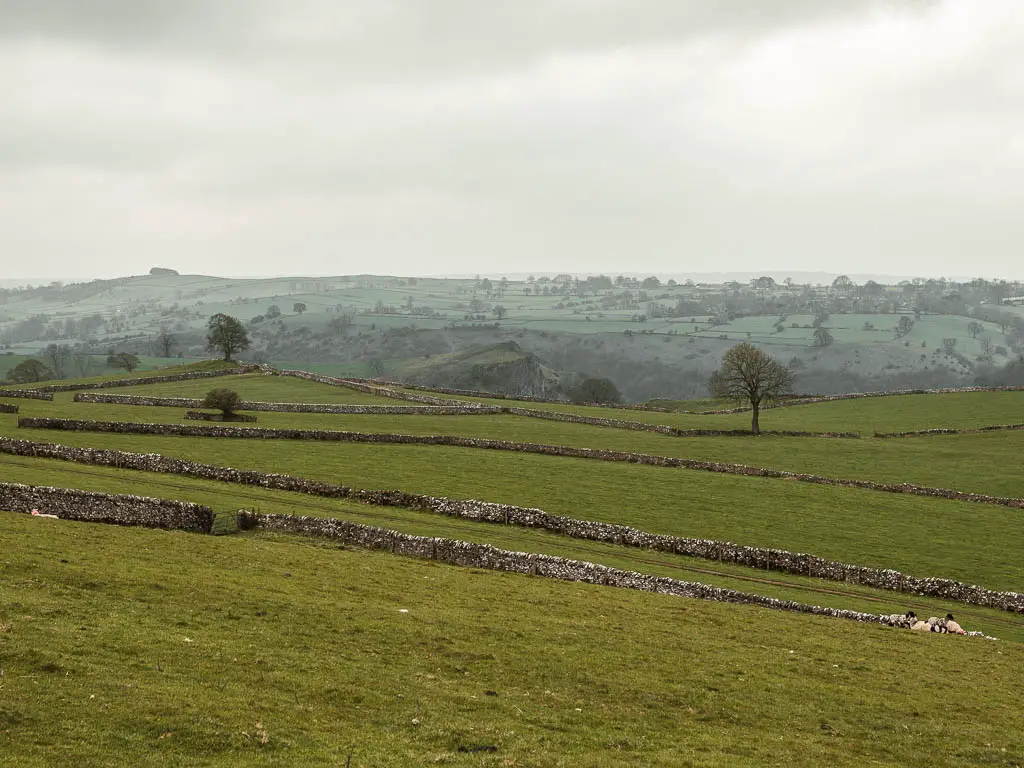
42, 343, 73, 379
155, 327, 176, 357
709, 343, 793, 434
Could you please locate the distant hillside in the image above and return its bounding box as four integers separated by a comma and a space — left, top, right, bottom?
398, 341, 559, 397
2, 271, 1023, 401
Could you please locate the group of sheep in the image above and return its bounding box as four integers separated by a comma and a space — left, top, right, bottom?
906, 611, 964, 634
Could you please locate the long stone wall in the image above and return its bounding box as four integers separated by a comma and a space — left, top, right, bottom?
322, 376, 1024, 414
277, 371, 860, 436
72, 392, 504, 415
874, 423, 1024, 438
338, 376, 677, 412
503, 406, 860, 438
19, 416, 1024, 511
2, 436, 1020, 613
183, 411, 259, 422
0, 389, 53, 401
34, 366, 256, 393
280, 370, 459, 406
238, 511, 969, 633
0, 403, 18, 414
0, 481, 213, 532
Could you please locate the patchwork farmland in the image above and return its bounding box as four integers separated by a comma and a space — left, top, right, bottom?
2, 361, 1023, 766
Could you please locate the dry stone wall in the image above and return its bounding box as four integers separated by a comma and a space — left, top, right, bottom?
338, 376, 677, 412
2, 436, 1020, 613
0, 389, 53, 401
0, 481, 213, 532
332, 375, 1024, 415
875, 423, 1024, 438
34, 366, 256, 393
0, 403, 18, 414
278, 371, 857, 436
503, 406, 860, 438
238, 511, 940, 631
73, 392, 504, 415
183, 411, 259, 422
19, 416, 1024, 511
280, 370, 458, 406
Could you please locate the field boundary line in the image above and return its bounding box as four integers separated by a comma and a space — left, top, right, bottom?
17, 416, 1024, 511
3, 436, 1020, 613
72, 392, 503, 415
240, 512, 997, 636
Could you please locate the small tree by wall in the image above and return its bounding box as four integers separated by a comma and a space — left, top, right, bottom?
201, 388, 241, 417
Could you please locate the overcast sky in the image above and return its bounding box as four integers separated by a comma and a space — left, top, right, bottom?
2, 1, 1022, 281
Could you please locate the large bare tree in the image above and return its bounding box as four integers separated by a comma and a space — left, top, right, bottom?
709, 343, 793, 434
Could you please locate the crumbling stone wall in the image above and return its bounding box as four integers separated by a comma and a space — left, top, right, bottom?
237, 511, 952, 631
0, 403, 18, 414
0, 481, 212, 531
73, 392, 503, 415
2, 436, 1020, 613
0, 389, 53, 401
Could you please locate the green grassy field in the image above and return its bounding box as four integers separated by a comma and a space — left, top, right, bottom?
4, 362, 1024, 765
6, 454, 1023, 643
6, 417, 1024, 593
3, 513, 1022, 767
12, 381, 1023, 500
390, 386, 1024, 435
1, 359, 237, 390
107, 373, 404, 405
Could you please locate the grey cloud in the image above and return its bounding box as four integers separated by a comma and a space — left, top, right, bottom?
0, 1, 898, 78
1, 0, 1022, 280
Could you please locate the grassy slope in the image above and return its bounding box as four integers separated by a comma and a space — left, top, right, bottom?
392, 387, 1024, 434
108, 373, 404, 405
2, 359, 237, 390
5, 412, 1024, 592
2, 513, 1022, 767
8, 455, 1022, 642
6, 391, 1024, 499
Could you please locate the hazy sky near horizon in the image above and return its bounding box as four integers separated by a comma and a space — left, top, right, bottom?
2, 1, 1023, 281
